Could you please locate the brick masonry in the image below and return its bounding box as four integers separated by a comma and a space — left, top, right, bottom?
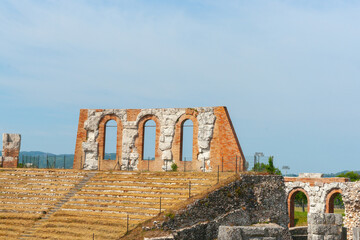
73, 106, 245, 172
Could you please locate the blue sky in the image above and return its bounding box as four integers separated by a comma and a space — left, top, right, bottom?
1, 0, 359, 174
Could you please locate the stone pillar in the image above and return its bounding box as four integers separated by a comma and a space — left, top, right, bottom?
1, 133, 21, 168
353, 227, 360, 240
308, 213, 343, 240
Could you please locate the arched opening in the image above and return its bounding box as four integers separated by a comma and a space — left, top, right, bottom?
143, 120, 156, 160
288, 188, 309, 227
181, 119, 194, 161
104, 120, 117, 160
326, 189, 344, 215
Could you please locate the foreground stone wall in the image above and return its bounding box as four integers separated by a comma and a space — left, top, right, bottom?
342, 181, 360, 240
308, 213, 344, 240
1, 133, 21, 168
218, 224, 289, 240
73, 106, 245, 172
141, 175, 290, 240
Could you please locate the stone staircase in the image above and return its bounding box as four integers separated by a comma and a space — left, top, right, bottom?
0, 169, 234, 240
18, 172, 96, 239
0, 169, 87, 240
289, 226, 308, 240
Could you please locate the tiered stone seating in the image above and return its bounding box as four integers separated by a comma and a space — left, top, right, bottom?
30, 171, 234, 240
0, 169, 87, 240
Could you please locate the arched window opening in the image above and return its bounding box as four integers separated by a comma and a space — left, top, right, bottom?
326, 190, 344, 215
289, 190, 309, 227
181, 119, 193, 161
143, 120, 156, 160
104, 120, 117, 160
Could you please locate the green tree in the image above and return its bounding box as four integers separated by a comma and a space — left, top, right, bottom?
295, 192, 308, 212
337, 171, 360, 182
252, 156, 282, 175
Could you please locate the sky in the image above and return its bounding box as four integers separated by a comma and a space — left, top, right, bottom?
0, 0, 359, 174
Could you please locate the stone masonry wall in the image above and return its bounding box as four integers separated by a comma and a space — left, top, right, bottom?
1, 133, 21, 168
285, 175, 360, 240
73, 106, 245, 172
218, 224, 289, 240
308, 213, 344, 240
285, 178, 348, 214
342, 181, 360, 240
144, 175, 291, 240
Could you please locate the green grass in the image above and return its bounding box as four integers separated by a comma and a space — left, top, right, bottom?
294, 207, 308, 226
294, 207, 345, 226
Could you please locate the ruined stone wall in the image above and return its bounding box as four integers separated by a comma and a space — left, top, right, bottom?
285, 176, 348, 214
1, 133, 21, 168
285, 175, 360, 240
342, 181, 360, 240
73, 106, 245, 172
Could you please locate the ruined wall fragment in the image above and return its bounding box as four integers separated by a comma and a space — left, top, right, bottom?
1, 133, 21, 168
73, 106, 245, 171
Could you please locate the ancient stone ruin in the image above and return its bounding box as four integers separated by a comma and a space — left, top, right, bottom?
73, 106, 245, 172
0, 133, 21, 168
285, 173, 360, 240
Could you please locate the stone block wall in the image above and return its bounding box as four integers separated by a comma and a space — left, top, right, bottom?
73, 106, 245, 171
218, 224, 288, 240
308, 213, 343, 240
1, 133, 21, 168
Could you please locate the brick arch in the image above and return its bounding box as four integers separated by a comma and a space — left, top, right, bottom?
172, 114, 199, 171
135, 115, 161, 171
287, 188, 310, 227
326, 188, 342, 213
97, 114, 123, 170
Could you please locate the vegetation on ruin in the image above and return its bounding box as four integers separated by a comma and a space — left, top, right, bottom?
171, 163, 178, 171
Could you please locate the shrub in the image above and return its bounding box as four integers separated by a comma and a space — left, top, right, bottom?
171, 163, 178, 172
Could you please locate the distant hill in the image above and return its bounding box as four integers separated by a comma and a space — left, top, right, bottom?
19, 151, 74, 157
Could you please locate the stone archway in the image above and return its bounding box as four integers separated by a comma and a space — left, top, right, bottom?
326, 188, 342, 213
287, 188, 310, 227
